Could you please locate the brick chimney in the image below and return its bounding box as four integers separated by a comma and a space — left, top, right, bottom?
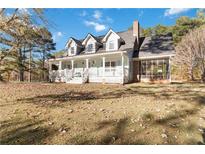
133, 20, 140, 45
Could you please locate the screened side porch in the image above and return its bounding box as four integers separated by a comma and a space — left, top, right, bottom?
133, 56, 172, 82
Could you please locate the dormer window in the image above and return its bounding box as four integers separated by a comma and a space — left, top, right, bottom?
66, 37, 83, 56
82, 34, 102, 53
102, 29, 124, 51
70, 47, 75, 54
87, 44, 94, 52
109, 40, 114, 50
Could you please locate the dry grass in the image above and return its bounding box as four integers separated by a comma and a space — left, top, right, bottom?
0, 82, 205, 145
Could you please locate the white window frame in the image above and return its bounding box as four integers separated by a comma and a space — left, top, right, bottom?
108, 40, 115, 50
70, 47, 75, 55
105, 61, 116, 72
87, 44, 94, 52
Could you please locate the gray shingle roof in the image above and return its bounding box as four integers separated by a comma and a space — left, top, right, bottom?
60, 29, 175, 58
137, 33, 175, 58
89, 33, 103, 44
70, 37, 83, 47
117, 29, 135, 51
78, 29, 135, 55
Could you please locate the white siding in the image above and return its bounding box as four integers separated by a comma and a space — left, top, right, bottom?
85, 37, 97, 53
106, 32, 119, 51
67, 40, 77, 56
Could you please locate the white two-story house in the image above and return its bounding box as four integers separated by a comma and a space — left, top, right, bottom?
48, 20, 175, 84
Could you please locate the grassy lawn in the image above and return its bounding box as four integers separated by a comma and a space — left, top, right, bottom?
0, 82, 204, 145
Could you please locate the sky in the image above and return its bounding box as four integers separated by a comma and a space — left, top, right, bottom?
43, 8, 199, 51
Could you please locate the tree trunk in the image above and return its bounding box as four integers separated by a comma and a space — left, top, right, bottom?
200, 60, 205, 82
18, 48, 24, 82
0, 73, 3, 81
7, 71, 11, 81
28, 48, 32, 82
189, 67, 195, 81
19, 70, 24, 82
42, 49, 45, 81
202, 69, 205, 82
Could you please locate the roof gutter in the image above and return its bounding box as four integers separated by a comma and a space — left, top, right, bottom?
133, 54, 175, 60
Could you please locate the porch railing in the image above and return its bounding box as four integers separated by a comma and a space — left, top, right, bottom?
82, 69, 89, 83
49, 69, 72, 82
104, 67, 122, 77
50, 66, 126, 82
64, 69, 73, 82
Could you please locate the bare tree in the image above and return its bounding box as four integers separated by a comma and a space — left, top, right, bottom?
173, 26, 205, 82
0, 9, 55, 82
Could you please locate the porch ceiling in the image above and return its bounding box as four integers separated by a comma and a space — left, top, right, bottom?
49, 50, 127, 62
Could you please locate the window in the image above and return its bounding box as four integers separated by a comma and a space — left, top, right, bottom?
87, 44, 93, 52
141, 61, 146, 77
70, 47, 75, 54
105, 61, 116, 67
67, 65, 71, 69
105, 62, 110, 67
105, 61, 117, 76
140, 58, 170, 80
111, 61, 116, 67
103, 43, 106, 50
89, 60, 95, 67
51, 64, 58, 70
109, 40, 114, 50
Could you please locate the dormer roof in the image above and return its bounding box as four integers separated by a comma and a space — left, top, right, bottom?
102, 29, 125, 43
65, 37, 83, 48
82, 33, 102, 45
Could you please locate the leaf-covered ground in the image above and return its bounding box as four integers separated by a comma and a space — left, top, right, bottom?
0, 82, 204, 145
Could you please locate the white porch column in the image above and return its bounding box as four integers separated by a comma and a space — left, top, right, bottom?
70, 60, 74, 78
102, 57, 105, 82
71, 60, 74, 70
48, 62, 52, 82
121, 53, 124, 84
59, 61, 62, 70
169, 56, 172, 82
49, 62, 52, 71
86, 59, 89, 69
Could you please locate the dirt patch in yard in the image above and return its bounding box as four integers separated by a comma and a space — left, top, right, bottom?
0, 82, 205, 144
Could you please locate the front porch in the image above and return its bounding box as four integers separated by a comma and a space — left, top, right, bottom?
48, 52, 130, 84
